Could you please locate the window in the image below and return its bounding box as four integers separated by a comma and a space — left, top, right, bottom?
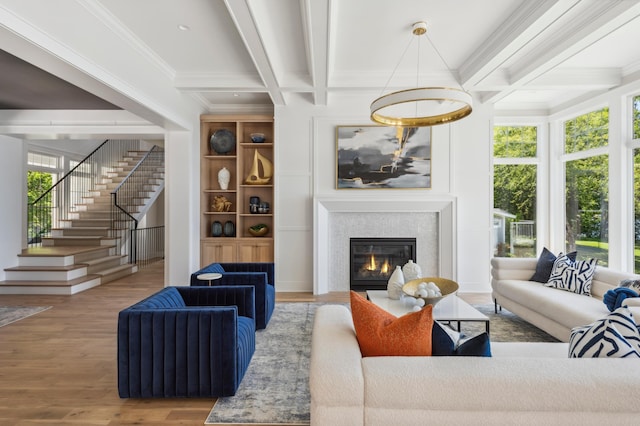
493, 126, 538, 258
633, 96, 640, 273
563, 107, 609, 266
28, 151, 59, 169
634, 95, 640, 140
564, 108, 608, 153
27, 152, 61, 244
634, 148, 640, 273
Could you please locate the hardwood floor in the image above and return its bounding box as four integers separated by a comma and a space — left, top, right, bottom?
0, 262, 490, 425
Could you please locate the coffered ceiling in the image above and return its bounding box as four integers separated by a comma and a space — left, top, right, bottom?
1, 0, 639, 121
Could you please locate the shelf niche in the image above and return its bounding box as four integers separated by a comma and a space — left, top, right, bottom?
200, 115, 274, 265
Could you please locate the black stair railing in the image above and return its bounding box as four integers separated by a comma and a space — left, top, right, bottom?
28, 139, 140, 246
111, 145, 165, 264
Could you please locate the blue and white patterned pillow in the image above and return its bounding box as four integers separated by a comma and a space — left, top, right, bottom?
569, 307, 640, 358
545, 254, 597, 295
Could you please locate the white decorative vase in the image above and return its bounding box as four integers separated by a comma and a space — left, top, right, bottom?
402, 260, 422, 281
387, 265, 405, 300
218, 167, 230, 190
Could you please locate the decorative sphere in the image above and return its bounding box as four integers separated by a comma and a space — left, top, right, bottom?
412, 305, 422, 312
402, 295, 417, 306
401, 277, 459, 307
415, 298, 426, 307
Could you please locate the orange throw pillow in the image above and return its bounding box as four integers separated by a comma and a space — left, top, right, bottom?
350, 290, 433, 357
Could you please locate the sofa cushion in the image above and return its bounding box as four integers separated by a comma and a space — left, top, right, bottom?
546, 254, 597, 295
530, 248, 577, 283
494, 279, 608, 330
198, 263, 225, 274
569, 307, 640, 358
132, 286, 186, 309
350, 291, 433, 357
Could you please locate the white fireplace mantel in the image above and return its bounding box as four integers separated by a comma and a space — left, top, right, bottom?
313, 196, 457, 295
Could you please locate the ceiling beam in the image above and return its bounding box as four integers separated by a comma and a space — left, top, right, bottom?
303, 0, 330, 105
484, 0, 640, 104
458, 0, 572, 89
224, 0, 285, 105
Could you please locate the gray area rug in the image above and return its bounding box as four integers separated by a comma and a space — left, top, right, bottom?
0, 306, 51, 328
205, 302, 557, 425
460, 304, 559, 342
206, 302, 319, 425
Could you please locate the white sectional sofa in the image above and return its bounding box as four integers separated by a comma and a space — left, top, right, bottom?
491, 257, 640, 342
310, 304, 640, 426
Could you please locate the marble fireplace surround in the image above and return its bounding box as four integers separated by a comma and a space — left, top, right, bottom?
313, 197, 456, 294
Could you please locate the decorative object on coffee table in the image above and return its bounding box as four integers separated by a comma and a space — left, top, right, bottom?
402, 259, 422, 280
217, 166, 230, 190
402, 277, 459, 307
210, 128, 236, 154
387, 265, 405, 299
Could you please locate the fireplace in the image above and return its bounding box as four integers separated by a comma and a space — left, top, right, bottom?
350, 237, 416, 291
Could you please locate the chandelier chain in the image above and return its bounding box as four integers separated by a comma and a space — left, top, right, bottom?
378, 32, 416, 98
425, 34, 465, 91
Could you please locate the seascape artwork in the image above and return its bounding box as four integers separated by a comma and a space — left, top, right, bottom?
336, 125, 431, 189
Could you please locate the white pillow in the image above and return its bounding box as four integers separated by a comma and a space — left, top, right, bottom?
545, 253, 597, 295
569, 307, 640, 358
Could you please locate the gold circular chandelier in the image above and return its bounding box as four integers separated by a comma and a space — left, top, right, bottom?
370, 21, 473, 127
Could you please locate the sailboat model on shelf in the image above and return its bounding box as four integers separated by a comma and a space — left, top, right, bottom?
245, 149, 273, 184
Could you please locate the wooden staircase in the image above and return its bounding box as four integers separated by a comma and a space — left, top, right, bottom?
0, 150, 164, 295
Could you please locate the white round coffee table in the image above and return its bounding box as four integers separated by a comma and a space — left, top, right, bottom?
197, 272, 222, 286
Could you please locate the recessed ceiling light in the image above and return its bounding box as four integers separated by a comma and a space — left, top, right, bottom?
177, 24, 190, 31
233, 93, 240, 97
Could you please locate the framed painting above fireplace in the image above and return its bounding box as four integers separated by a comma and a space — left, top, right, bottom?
336, 125, 431, 189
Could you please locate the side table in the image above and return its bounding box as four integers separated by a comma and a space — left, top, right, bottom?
196, 272, 222, 286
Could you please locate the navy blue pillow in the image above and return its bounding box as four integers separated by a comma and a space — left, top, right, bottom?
530, 248, 577, 283
456, 333, 492, 357
432, 321, 456, 356
432, 321, 491, 357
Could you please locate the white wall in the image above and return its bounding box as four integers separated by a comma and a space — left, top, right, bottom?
165, 128, 200, 287
274, 96, 494, 293
0, 135, 24, 280
450, 101, 494, 293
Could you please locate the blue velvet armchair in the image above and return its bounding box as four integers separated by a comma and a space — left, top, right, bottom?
118, 285, 256, 398
190, 262, 275, 329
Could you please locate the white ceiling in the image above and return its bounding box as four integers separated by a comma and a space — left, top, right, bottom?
1, 0, 640, 119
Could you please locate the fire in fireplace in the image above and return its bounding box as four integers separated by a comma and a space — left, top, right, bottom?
349, 237, 416, 291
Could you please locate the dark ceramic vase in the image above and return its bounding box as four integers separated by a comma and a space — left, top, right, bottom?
211, 221, 223, 237
223, 220, 236, 237
249, 196, 260, 214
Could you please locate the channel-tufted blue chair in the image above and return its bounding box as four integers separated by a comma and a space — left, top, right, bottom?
117, 285, 256, 398
190, 262, 275, 329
